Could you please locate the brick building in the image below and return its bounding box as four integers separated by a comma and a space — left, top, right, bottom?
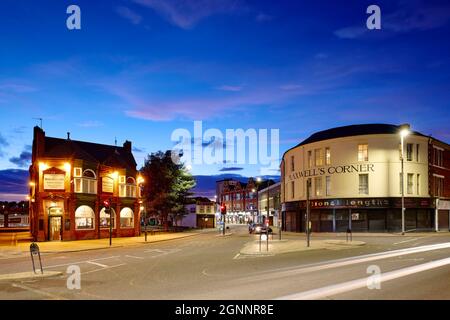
29, 127, 143, 241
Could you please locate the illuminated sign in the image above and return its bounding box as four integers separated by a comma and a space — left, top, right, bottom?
43, 174, 65, 190
102, 177, 114, 193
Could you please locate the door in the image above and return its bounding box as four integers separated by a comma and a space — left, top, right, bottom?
438, 210, 449, 231
49, 216, 62, 241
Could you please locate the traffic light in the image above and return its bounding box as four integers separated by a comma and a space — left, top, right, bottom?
103, 199, 111, 214
220, 204, 227, 215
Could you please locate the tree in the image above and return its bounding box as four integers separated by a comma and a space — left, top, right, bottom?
140, 151, 196, 230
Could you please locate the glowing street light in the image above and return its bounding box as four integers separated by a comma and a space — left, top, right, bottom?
399, 123, 410, 235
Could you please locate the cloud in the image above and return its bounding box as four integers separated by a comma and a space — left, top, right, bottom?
335, 1, 450, 39
0, 169, 28, 197
115, 6, 143, 25
132, 0, 242, 29
132, 146, 145, 153
0, 83, 37, 93
219, 167, 244, 172
77, 120, 103, 127
9, 145, 32, 168
0, 133, 9, 157
215, 85, 243, 92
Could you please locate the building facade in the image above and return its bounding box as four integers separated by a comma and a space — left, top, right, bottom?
181, 199, 216, 229
29, 127, 143, 241
258, 182, 281, 227
281, 124, 450, 233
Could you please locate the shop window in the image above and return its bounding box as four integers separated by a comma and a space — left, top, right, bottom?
119, 177, 137, 198
358, 144, 368, 162
120, 207, 134, 228
75, 205, 94, 230
100, 207, 116, 229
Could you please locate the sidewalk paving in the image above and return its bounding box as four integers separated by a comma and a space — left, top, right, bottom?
239, 239, 366, 256
0, 271, 62, 282
0, 230, 206, 260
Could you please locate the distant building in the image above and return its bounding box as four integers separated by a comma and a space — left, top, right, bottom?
29, 127, 143, 241
281, 124, 450, 233
180, 197, 216, 228
258, 182, 281, 226
0, 202, 29, 228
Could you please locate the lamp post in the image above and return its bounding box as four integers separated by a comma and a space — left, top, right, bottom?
306, 178, 311, 247
399, 124, 410, 235
256, 177, 262, 223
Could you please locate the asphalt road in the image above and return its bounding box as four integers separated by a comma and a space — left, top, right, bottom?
1, 226, 449, 300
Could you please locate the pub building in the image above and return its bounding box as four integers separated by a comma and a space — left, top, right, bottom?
281, 124, 450, 233
29, 126, 143, 241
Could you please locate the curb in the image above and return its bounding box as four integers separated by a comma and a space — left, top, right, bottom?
0, 271, 63, 282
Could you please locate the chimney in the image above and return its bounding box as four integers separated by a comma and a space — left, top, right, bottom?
67, 132, 71, 140
32, 126, 45, 162
123, 140, 132, 153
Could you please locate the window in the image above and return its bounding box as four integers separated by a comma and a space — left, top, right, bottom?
74, 167, 82, 177
308, 151, 313, 168
315, 149, 323, 166
326, 176, 331, 196
359, 174, 369, 195
358, 144, 368, 162
433, 147, 444, 167
75, 205, 94, 230
291, 156, 295, 172
417, 174, 420, 195
314, 177, 322, 196
100, 207, 116, 229
291, 181, 295, 199
119, 177, 137, 198
416, 144, 420, 162
434, 175, 444, 197
74, 169, 97, 194
407, 173, 414, 194
325, 147, 331, 165
120, 207, 134, 228
406, 144, 413, 161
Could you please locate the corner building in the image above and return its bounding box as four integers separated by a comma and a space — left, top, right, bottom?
29, 127, 142, 241
281, 124, 450, 233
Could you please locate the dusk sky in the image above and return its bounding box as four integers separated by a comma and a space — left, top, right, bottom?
1, 0, 450, 198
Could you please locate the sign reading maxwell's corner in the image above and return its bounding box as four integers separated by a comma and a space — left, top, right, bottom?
43, 174, 65, 190
289, 163, 375, 181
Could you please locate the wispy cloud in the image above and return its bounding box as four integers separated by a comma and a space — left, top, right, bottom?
0, 83, 37, 93
132, 146, 145, 153
215, 85, 243, 92
335, 1, 450, 39
279, 84, 303, 91
219, 167, 244, 172
255, 12, 273, 22
0, 133, 9, 157
132, 0, 243, 29
9, 145, 32, 168
115, 6, 143, 25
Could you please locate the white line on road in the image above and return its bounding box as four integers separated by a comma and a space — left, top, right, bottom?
86, 261, 109, 268
44, 256, 120, 269
233, 253, 241, 260
393, 238, 421, 245
82, 264, 126, 275
276, 257, 450, 300
240, 242, 450, 282
11, 283, 68, 300
125, 255, 144, 260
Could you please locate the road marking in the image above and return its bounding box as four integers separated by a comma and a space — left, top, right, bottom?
277, 257, 450, 300
393, 238, 421, 245
11, 283, 68, 300
82, 264, 126, 275
233, 253, 241, 260
44, 256, 120, 269
125, 255, 144, 260
86, 261, 109, 268
240, 242, 450, 282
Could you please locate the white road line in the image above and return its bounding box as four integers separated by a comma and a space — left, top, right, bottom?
125, 255, 144, 260
82, 264, 126, 275
86, 261, 109, 268
11, 283, 68, 300
393, 238, 421, 245
277, 257, 450, 300
241, 242, 450, 282
233, 253, 241, 260
44, 256, 120, 269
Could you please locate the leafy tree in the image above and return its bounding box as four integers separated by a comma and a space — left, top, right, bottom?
140, 151, 196, 230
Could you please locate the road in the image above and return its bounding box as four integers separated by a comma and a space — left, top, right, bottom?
1, 226, 449, 300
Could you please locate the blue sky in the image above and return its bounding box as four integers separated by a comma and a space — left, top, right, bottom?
0, 0, 450, 183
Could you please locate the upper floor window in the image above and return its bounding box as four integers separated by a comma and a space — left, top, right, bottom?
119, 177, 137, 198
315, 149, 323, 166
434, 175, 444, 197
406, 144, 413, 161
359, 174, 369, 195
433, 147, 444, 167
291, 181, 295, 199
358, 144, 368, 162
291, 156, 295, 172
407, 173, 414, 194
325, 176, 331, 196
74, 169, 97, 194
416, 144, 420, 162
314, 177, 322, 196
307, 151, 313, 168
325, 147, 331, 165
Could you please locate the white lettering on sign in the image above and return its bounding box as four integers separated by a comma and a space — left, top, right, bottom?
102, 177, 114, 193
43, 174, 65, 190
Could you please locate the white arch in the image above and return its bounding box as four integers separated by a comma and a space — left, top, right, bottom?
83, 169, 96, 178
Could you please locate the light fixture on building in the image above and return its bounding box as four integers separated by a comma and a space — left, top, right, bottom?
111, 171, 119, 180
39, 162, 48, 171
29, 182, 35, 187
137, 176, 144, 184
64, 162, 71, 173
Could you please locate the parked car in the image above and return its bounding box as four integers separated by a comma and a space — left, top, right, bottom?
249, 223, 272, 234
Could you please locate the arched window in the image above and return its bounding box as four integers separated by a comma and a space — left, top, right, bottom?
83, 169, 96, 178
74, 169, 97, 194
100, 207, 116, 229
126, 177, 136, 184
119, 177, 137, 198
75, 205, 95, 230
120, 207, 134, 228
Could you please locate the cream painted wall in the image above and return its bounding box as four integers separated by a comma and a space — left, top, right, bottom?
282, 134, 430, 202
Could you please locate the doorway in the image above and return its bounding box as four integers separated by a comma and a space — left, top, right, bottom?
48, 206, 63, 241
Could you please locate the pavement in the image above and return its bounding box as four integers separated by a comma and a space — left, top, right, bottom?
0, 229, 207, 259
0, 225, 449, 299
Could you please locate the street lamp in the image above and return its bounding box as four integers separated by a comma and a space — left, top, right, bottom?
399, 123, 410, 235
